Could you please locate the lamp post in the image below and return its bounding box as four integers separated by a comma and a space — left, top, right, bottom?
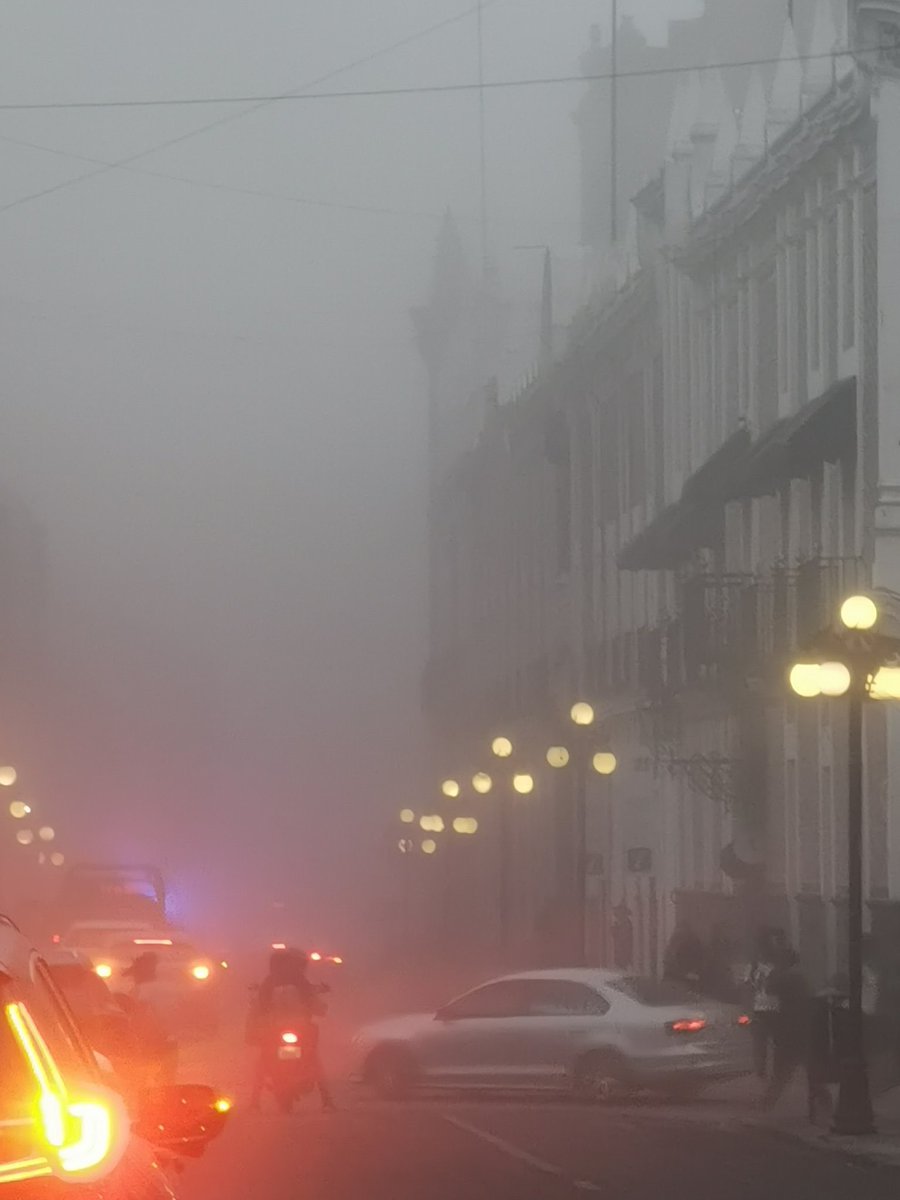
546, 704, 618, 966
788, 592, 900, 1136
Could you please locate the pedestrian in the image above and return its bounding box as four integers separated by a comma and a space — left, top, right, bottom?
663, 920, 704, 990
746, 927, 785, 1080
762, 947, 809, 1110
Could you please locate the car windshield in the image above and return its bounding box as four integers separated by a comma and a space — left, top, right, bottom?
610, 978, 704, 1007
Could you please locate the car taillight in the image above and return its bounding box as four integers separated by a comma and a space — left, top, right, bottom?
667, 1018, 707, 1034
737, 1014, 751, 1027
281, 1031, 299, 1045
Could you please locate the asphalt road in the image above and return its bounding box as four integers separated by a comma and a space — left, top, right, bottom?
177, 1085, 900, 1200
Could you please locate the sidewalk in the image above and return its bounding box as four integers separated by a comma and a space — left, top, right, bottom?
663, 1074, 900, 1167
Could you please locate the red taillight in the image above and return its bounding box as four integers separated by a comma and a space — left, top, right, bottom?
668, 1018, 707, 1034
281, 1031, 298, 1045
737, 1014, 751, 1027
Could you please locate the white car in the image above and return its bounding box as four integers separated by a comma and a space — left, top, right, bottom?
351, 968, 752, 1101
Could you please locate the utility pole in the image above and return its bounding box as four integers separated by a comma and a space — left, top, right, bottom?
610, 0, 619, 245
477, 0, 489, 274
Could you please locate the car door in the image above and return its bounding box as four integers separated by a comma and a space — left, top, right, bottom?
498, 979, 612, 1087
416, 980, 530, 1087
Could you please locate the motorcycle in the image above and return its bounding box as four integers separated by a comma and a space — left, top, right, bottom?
267, 1023, 320, 1113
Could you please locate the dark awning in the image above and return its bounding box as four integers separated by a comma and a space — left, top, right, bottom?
617, 500, 719, 570
725, 377, 856, 500
681, 426, 753, 505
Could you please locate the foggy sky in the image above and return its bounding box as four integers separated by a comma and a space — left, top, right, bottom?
0, 0, 697, 946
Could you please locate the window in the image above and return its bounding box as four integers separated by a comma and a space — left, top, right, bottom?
440, 981, 528, 1020
519, 979, 609, 1017
24, 961, 97, 1083
611, 977, 701, 1007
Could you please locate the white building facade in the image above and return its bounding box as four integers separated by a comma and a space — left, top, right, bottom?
422, 1, 900, 983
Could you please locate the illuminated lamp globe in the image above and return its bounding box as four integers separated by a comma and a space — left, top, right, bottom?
789, 663, 822, 699
9, 800, 29, 819
819, 662, 852, 698
491, 737, 513, 759
50, 852, 65, 867
419, 814, 434, 831
512, 773, 535, 796
871, 667, 900, 701
546, 746, 570, 769
0, 767, 17, 787
452, 817, 479, 835
570, 702, 595, 727
400, 809, 415, 824
421, 839, 437, 855
840, 594, 878, 631
16, 829, 33, 846
398, 838, 414, 854
38, 826, 55, 842
472, 772, 493, 795
593, 752, 618, 776
441, 779, 460, 799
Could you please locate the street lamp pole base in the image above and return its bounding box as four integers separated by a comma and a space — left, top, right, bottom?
832, 1056, 876, 1135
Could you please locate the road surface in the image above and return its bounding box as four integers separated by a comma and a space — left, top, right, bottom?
178, 1086, 900, 1199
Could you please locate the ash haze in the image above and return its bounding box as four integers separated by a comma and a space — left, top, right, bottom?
0, 0, 693, 948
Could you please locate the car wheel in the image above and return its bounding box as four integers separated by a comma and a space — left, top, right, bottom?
573, 1051, 631, 1103
367, 1046, 415, 1101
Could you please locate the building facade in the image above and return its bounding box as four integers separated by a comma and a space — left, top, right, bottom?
422, 1, 900, 985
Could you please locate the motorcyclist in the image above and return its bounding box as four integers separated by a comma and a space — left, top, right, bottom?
248, 947, 335, 1111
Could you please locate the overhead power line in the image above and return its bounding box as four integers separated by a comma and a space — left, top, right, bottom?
0, 0, 500, 216
0, 46, 865, 112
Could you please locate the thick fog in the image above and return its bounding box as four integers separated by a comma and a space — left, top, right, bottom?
0, 1, 696, 948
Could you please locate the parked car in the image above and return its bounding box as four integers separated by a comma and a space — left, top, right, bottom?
0, 913, 229, 1195
351, 968, 752, 1101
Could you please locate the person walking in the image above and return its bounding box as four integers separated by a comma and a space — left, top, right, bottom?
762, 947, 810, 1110
746, 928, 784, 1081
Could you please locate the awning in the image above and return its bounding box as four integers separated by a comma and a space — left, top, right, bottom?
681, 426, 753, 505
617, 500, 719, 570
725, 377, 856, 500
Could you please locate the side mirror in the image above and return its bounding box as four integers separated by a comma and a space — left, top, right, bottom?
133, 1085, 230, 1159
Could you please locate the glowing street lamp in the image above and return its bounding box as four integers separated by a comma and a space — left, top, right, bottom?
785, 591, 899, 1135
570, 702, 595, 727
441, 779, 460, 799
546, 746, 570, 769
421, 839, 437, 855
491, 737, 513, 759
512, 773, 535, 796
50, 852, 65, 867
452, 817, 479, 835
9, 801, 30, 819
16, 829, 33, 846
472, 772, 493, 795
841, 594, 878, 631
38, 826, 55, 843
399, 809, 415, 824
592, 752, 618, 776
0, 767, 17, 787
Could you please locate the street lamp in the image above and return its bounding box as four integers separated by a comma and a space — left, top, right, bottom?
441, 779, 460, 799
452, 817, 479, 835
570, 702, 595, 727
15, 829, 33, 846
546, 746, 570, 768
50, 853, 65, 868
400, 809, 415, 824
593, 752, 618, 776
788, 592, 900, 1135
0, 767, 17, 787
491, 736, 513, 758
421, 839, 438, 855
512, 772, 535, 795
472, 772, 493, 795
38, 826, 55, 843
8, 801, 30, 819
